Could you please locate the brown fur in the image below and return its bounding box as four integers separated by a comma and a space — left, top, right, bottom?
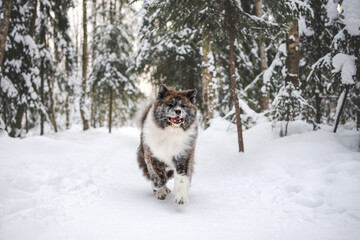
137, 133, 174, 182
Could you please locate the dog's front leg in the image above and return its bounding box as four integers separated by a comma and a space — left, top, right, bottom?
173, 155, 191, 205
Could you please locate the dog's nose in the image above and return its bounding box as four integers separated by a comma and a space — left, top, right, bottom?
175, 110, 181, 115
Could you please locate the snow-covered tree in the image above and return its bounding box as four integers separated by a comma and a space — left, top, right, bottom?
0, 0, 41, 137
0, 0, 74, 137
268, 0, 317, 135
330, 0, 360, 131
135, 0, 202, 94
300, 0, 334, 124
90, 0, 141, 132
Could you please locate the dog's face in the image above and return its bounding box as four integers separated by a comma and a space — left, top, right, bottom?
154, 85, 198, 130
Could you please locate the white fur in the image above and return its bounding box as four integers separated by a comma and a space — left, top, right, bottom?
142, 105, 197, 169
153, 185, 171, 199
134, 99, 155, 128
174, 173, 190, 204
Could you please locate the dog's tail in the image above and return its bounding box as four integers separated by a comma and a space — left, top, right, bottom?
134, 96, 154, 128
137, 133, 151, 180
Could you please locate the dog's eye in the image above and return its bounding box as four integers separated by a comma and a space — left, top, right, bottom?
181, 105, 185, 108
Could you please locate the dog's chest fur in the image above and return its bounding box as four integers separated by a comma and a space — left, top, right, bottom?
143, 106, 197, 168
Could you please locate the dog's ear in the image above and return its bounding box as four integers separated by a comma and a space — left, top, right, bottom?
157, 84, 169, 100
184, 89, 197, 104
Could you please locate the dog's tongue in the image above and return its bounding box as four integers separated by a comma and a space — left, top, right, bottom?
171, 116, 181, 123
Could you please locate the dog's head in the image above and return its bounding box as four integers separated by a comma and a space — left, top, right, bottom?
154, 85, 198, 130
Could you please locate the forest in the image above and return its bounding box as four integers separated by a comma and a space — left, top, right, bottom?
1, 0, 360, 238
0, 0, 359, 143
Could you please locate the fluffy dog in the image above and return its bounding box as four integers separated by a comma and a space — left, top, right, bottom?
137, 85, 198, 204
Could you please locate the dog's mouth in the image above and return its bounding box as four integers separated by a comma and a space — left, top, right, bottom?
168, 116, 183, 125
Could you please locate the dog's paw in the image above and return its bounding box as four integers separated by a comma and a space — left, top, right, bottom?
153, 186, 171, 200
164, 185, 171, 194
173, 174, 189, 205
174, 192, 188, 205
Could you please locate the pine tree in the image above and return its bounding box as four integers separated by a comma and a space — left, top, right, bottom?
1, 0, 41, 137
137, 0, 280, 152
268, 0, 316, 135
330, 0, 360, 132
0, 0, 13, 72
51, 0, 74, 130
300, 0, 334, 124
135, 1, 202, 95
1, 0, 74, 136
90, 0, 141, 132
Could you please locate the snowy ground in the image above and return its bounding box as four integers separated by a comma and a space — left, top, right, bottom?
0, 118, 359, 240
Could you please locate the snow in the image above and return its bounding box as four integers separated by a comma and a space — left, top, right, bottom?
325, 0, 339, 25
342, 0, 360, 36
306, 53, 331, 82
332, 53, 356, 85
1, 76, 18, 98
299, 15, 314, 36
0, 119, 360, 240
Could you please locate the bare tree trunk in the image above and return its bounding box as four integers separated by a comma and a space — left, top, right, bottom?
0, 0, 13, 70
80, 0, 90, 130
65, 95, 70, 129
108, 87, 113, 133
90, 85, 96, 127
47, 74, 57, 132
40, 59, 45, 135
9, 105, 25, 137
90, 0, 97, 128
102, 0, 106, 21
225, 0, 244, 152
201, 34, 212, 129
108, 0, 114, 133
255, 0, 269, 111
74, 18, 79, 68
29, 0, 37, 38
2, 101, 7, 128
40, 2, 46, 135
25, 108, 28, 133
285, 20, 300, 88
283, 20, 300, 136
314, 2, 323, 124
315, 70, 323, 123
356, 88, 360, 131
333, 86, 349, 133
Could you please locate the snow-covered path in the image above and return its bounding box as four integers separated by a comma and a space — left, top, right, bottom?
1, 119, 359, 240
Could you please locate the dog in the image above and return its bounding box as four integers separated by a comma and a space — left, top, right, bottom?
137, 85, 198, 205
